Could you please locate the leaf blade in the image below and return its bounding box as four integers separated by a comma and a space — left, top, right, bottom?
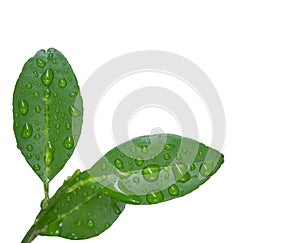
88, 134, 224, 204
13, 48, 83, 182
34, 170, 125, 240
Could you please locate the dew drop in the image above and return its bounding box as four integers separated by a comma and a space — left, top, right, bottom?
133, 177, 140, 184
101, 162, 107, 170
112, 203, 122, 215
87, 219, 94, 228
27, 144, 33, 151
142, 165, 161, 182
52, 59, 57, 64
58, 78, 67, 88
33, 71, 38, 77
179, 172, 191, 183
75, 220, 81, 227
33, 164, 40, 171
164, 153, 171, 160
200, 160, 214, 177
69, 91, 78, 97
44, 88, 51, 98
141, 146, 148, 153
130, 146, 137, 152
66, 195, 71, 202
164, 144, 175, 150
63, 136, 74, 149
198, 150, 203, 157
65, 123, 71, 130
14, 112, 19, 118
146, 191, 164, 204
26, 83, 32, 89
69, 106, 81, 117
190, 164, 196, 171
55, 124, 60, 129
135, 157, 144, 166
176, 153, 182, 160
41, 68, 54, 86
45, 141, 54, 165
168, 184, 179, 196
34, 105, 41, 113
36, 59, 46, 68
21, 123, 33, 139
114, 158, 123, 169
33, 91, 39, 98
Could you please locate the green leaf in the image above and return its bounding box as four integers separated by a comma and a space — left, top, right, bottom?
13, 48, 83, 182
88, 133, 224, 205
31, 170, 125, 240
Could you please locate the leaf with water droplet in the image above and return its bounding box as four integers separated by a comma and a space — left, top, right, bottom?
13, 48, 83, 182
29, 170, 125, 240
88, 134, 224, 205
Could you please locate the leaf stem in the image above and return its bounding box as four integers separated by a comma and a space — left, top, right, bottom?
44, 181, 49, 200
21, 224, 38, 243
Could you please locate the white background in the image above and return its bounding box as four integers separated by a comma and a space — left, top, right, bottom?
1, 0, 300, 242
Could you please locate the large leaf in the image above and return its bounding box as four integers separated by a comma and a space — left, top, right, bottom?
13, 48, 83, 182
23, 170, 125, 241
88, 134, 224, 205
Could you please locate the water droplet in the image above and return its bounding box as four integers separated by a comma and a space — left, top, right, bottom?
87, 219, 94, 227
179, 172, 191, 183
44, 88, 51, 98
14, 122, 19, 128
131, 146, 137, 152
164, 144, 175, 150
75, 220, 81, 226
45, 141, 54, 165
112, 203, 121, 214
33, 164, 40, 171
142, 165, 161, 182
55, 124, 60, 129
164, 153, 171, 160
168, 184, 179, 196
26, 83, 32, 89
66, 195, 71, 202
198, 150, 203, 157
21, 123, 33, 139
200, 160, 214, 177
47, 53, 53, 59
63, 61, 67, 66
83, 192, 88, 197
58, 78, 67, 88
105, 223, 110, 229
89, 185, 96, 190
33, 91, 39, 98
141, 146, 148, 153
69, 106, 81, 117
14, 112, 19, 118
34, 105, 41, 113
65, 123, 71, 130
114, 158, 123, 169
63, 136, 74, 149
133, 177, 140, 184
146, 191, 164, 204
172, 163, 189, 182
101, 162, 107, 170
27, 144, 33, 151
52, 59, 57, 64
36, 59, 46, 68
33, 71, 38, 77
135, 157, 144, 166
27, 154, 32, 159
69, 91, 78, 97
190, 164, 196, 171
41, 68, 54, 86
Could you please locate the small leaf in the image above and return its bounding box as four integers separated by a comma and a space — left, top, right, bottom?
33, 170, 125, 240
13, 48, 83, 182
88, 134, 224, 205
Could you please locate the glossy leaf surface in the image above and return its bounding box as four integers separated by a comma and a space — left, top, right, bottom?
13, 48, 83, 182
89, 134, 224, 205
34, 170, 125, 240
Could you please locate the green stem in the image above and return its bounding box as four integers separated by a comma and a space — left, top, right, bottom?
21, 224, 38, 243
44, 181, 49, 201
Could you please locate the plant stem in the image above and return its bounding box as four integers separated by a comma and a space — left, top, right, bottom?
21, 224, 38, 243
44, 181, 49, 201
